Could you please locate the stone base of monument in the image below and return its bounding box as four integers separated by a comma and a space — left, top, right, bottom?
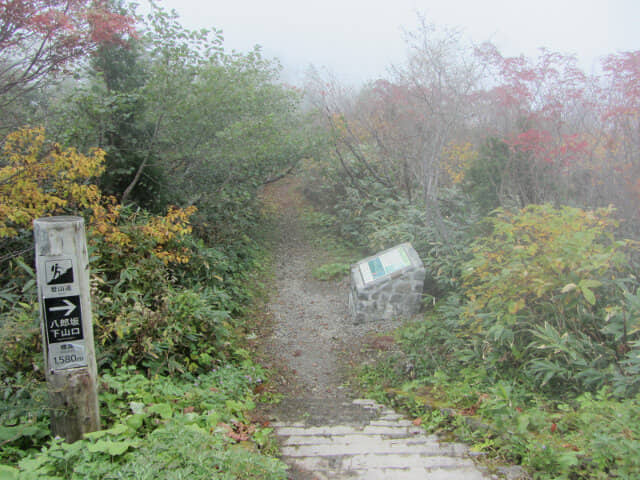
349, 243, 425, 324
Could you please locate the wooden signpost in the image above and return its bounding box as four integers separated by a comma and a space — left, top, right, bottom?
34, 216, 100, 442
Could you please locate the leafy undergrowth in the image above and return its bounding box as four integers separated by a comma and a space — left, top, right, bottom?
301, 206, 363, 281
354, 204, 640, 480
358, 334, 640, 480
0, 199, 287, 478
1, 364, 286, 479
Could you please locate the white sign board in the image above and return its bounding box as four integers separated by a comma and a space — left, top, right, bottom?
359, 245, 411, 284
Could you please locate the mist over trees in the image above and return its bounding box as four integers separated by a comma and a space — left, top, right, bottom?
1, 0, 311, 249
307, 20, 639, 238
0, 2, 639, 478
305, 29, 640, 477
0, 2, 308, 476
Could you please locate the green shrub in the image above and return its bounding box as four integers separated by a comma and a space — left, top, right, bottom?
461, 204, 638, 393
462, 137, 508, 214
94, 286, 234, 375
5, 365, 286, 479
0, 303, 41, 378
87, 206, 269, 375
360, 320, 640, 479
312, 262, 350, 280
0, 374, 50, 466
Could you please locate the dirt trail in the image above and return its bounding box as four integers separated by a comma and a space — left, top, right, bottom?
259, 175, 391, 408
257, 176, 518, 480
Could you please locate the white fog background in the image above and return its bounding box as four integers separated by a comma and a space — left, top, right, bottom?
154, 0, 640, 85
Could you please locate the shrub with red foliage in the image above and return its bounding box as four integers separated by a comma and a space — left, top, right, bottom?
0, 0, 136, 98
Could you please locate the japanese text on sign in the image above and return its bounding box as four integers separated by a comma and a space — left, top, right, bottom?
44, 296, 83, 344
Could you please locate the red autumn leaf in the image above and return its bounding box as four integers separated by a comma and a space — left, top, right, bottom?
0, 0, 137, 99
219, 421, 256, 442
562, 443, 579, 451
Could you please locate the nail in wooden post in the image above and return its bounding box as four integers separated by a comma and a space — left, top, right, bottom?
34, 216, 100, 442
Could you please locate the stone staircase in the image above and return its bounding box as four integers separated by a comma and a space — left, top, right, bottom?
272, 399, 497, 480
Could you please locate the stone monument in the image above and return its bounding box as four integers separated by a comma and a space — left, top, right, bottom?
349, 242, 425, 323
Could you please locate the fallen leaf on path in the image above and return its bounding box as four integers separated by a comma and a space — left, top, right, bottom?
562, 443, 580, 451
219, 421, 256, 442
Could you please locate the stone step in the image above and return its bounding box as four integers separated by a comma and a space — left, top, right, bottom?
281, 433, 437, 446
312, 466, 491, 480
275, 424, 423, 437
369, 419, 414, 427
271, 398, 495, 479
281, 441, 470, 458
287, 452, 477, 470
351, 398, 380, 406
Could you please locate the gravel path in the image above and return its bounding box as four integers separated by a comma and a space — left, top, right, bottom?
260, 176, 397, 404
258, 177, 522, 480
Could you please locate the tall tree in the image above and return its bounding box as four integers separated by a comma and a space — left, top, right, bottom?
599, 51, 640, 232
394, 19, 481, 214
53, 3, 308, 236
308, 18, 482, 233
0, 0, 135, 120
474, 43, 598, 207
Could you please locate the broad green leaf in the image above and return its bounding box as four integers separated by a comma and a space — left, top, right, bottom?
0, 465, 20, 480
581, 286, 596, 305
104, 423, 129, 436
0, 425, 27, 442
148, 403, 173, 419
206, 412, 221, 427
125, 413, 145, 430
579, 279, 602, 289
87, 439, 137, 456
84, 422, 129, 441
86, 439, 111, 454
84, 429, 109, 440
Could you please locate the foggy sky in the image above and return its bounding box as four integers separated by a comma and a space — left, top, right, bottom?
153, 0, 640, 85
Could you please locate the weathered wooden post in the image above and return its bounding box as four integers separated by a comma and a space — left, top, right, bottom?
34, 216, 100, 442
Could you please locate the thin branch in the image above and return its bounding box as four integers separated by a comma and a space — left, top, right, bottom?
262, 161, 299, 185
121, 113, 164, 204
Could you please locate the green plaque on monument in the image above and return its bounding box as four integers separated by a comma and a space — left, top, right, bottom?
359, 245, 411, 284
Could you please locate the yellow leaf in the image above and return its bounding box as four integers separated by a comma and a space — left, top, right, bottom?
508, 299, 525, 314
